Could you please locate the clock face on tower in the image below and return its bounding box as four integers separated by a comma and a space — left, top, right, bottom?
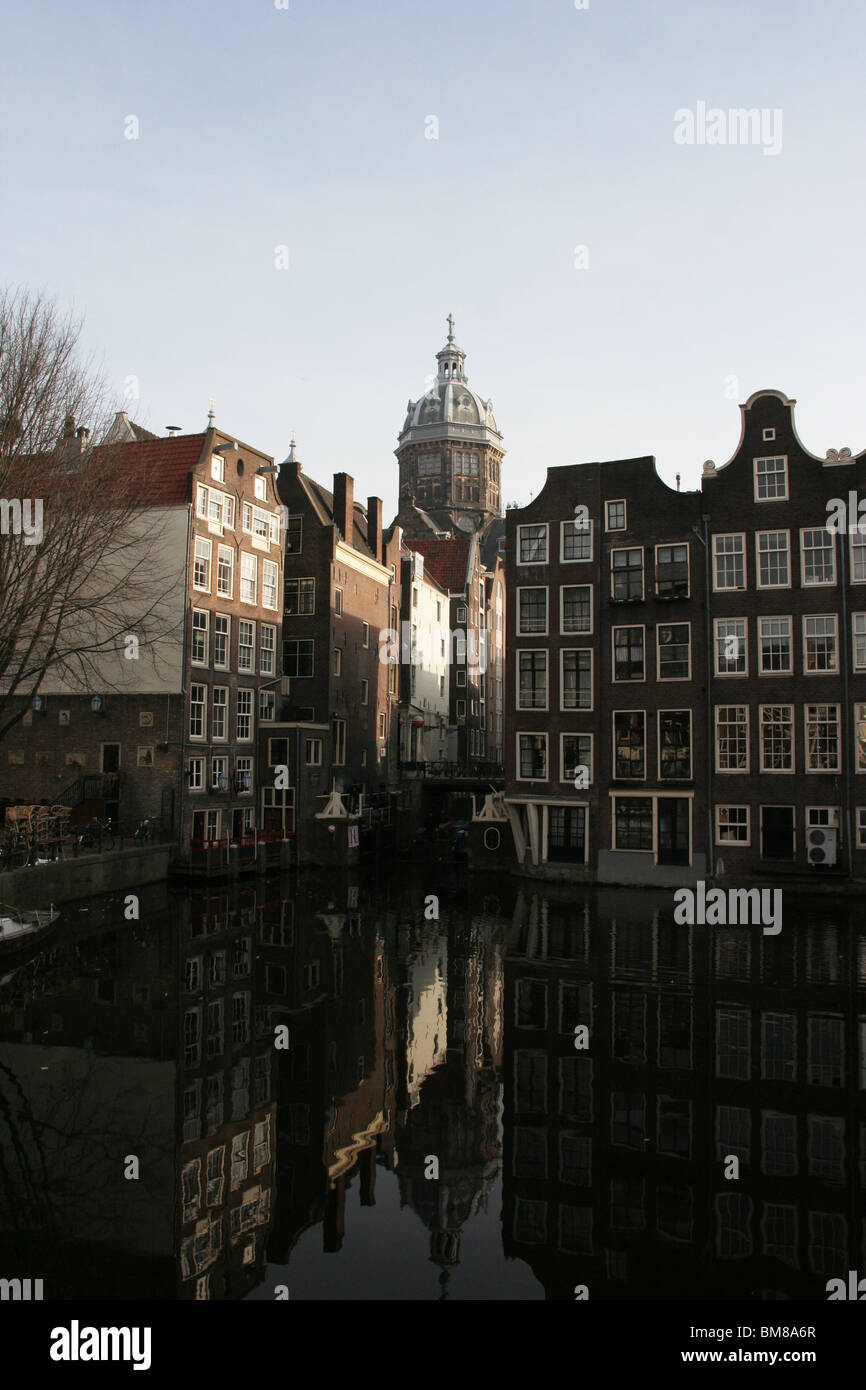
456, 516, 475, 533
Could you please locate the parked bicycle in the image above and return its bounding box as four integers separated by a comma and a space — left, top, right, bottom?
134, 818, 155, 843
78, 817, 115, 851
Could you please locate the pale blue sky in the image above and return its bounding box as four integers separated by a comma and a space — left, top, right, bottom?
2, 0, 863, 514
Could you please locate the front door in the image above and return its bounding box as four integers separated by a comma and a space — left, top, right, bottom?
761, 807, 795, 860
547, 806, 586, 863
657, 798, 690, 866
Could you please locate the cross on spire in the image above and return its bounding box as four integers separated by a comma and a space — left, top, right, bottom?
447, 312, 455, 344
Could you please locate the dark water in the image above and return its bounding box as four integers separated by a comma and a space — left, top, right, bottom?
0, 864, 863, 1301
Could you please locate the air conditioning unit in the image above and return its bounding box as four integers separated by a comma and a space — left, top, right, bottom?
807, 826, 837, 866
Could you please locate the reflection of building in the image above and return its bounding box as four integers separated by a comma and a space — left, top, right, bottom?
501, 886, 866, 1299
395, 909, 504, 1294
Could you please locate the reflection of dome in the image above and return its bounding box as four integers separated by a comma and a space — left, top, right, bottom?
399, 337, 501, 446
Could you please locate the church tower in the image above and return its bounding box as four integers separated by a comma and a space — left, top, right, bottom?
395, 317, 504, 541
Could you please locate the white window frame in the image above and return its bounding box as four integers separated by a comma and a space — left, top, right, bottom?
212, 687, 228, 742
852, 613, 866, 671
849, 530, 866, 584
238, 619, 256, 673
758, 615, 793, 676
656, 622, 692, 681
755, 530, 791, 589
715, 805, 750, 847
605, 499, 626, 531
189, 683, 206, 740
236, 689, 253, 742
191, 609, 209, 667
612, 710, 647, 782
216, 544, 234, 598
560, 648, 593, 712
657, 709, 692, 782
802, 614, 839, 675
712, 533, 746, 592
188, 756, 205, 791
753, 455, 789, 502
260, 624, 276, 676
715, 705, 749, 775
803, 703, 841, 773
240, 553, 257, 604
213, 614, 230, 671
516, 731, 549, 782
516, 650, 549, 712
713, 617, 748, 677
654, 542, 690, 598
612, 624, 645, 683
759, 704, 795, 774
610, 546, 644, 601
559, 583, 593, 636
800, 527, 836, 587
193, 537, 212, 592
262, 559, 279, 611
560, 732, 593, 784
517, 523, 549, 565
560, 518, 593, 564
516, 586, 549, 637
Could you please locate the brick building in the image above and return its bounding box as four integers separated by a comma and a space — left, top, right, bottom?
499, 388, 866, 884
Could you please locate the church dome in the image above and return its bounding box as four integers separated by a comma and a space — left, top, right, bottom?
398, 324, 501, 448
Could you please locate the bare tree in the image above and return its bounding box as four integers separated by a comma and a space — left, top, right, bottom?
0, 287, 184, 742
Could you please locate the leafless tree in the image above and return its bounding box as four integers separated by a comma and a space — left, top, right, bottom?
0, 287, 183, 742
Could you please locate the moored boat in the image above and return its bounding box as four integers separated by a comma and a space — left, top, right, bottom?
0, 902, 61, 956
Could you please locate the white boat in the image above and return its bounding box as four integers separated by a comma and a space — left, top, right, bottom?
0, 903, 60, 953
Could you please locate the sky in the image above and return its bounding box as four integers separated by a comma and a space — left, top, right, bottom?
2, 0, 864, 517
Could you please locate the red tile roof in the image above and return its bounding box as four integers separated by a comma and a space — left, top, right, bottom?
100, 433, 207, 504
409, 536, 471, 593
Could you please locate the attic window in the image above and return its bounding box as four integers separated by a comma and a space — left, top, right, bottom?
763, 428, 776, 442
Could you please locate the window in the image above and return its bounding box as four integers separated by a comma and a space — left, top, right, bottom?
517, 587, 547, 635
188, 757, 204, 790
611, 547, 643, 600
332, 717, 347, 765
561, 733, 593, 784
254, 475, 266, 500
213, 615, 229, 670
850, 530, 866, 583
206, 1147, 224, 1206
237, 689, 253, 741
756, 531, 790, 587
762, 428, 776, 442
333, 648, 342, 677
212, 687, 227, 741
655, 544, 689, 597
561, 585, 592, 634
417, 453, 441, 476
259, 689, 275, 721
238, 620, 255, 672
759, 616, 792, 674
191, 610, 209, 666
714, 618, 747, 675
561, 518, 592, 562
240, 553, 257, 603
217, 545, 233, 597
657, 623, 690, 679
606, 500, 626, 530
235, 756, 253, 793
211, 755, 228, 791
801, 528, 835, 585
260, 624, 275, 676
518, 524, 548, 564
717, 806, 749, 844
362, 621, 370, 647
243, 501, 272, 542
262, 560, 278, 610
715, 705, 749, 773
518, 651, 547, 710
803, 615, 838, 673
760, 705, 794, 772
659, 711, 691, 780
561, 650, 592, 710
518, 733, 547, 780
285, 577, 315, 615
284, 638, 313, 677
285, 514, 302, 553
853, 614, 866, 670
754, 455, 788, 501
613, 626, 644, 682
193, 538, 211, 590
378, 712, 386, 739
190, 684, 206, 739
716, 1007, 750, 1079
211, 454, 225, 483
360, 678, 369, 705
805, 705, 840, 772
334, 588, 343, 617
857, 807, 866, 846
614, 798, 653, 850
614, 712, 645, 779
305, 737, 323, 766
713, 533, 745, 590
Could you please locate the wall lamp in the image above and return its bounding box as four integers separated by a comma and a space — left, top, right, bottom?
212, 441, 237, 455
32, 694, 46, 715
90, 694, 106, 715
256, 464, 280, 475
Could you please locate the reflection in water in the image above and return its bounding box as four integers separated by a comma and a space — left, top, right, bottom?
0, 871, 863, 1300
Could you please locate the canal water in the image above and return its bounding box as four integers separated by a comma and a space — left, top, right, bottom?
0, 861, 863, 1301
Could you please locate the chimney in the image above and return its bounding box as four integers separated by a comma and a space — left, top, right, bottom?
76, 426, 90, 445
367, 496, 382, 563
333, 472, 354, 547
